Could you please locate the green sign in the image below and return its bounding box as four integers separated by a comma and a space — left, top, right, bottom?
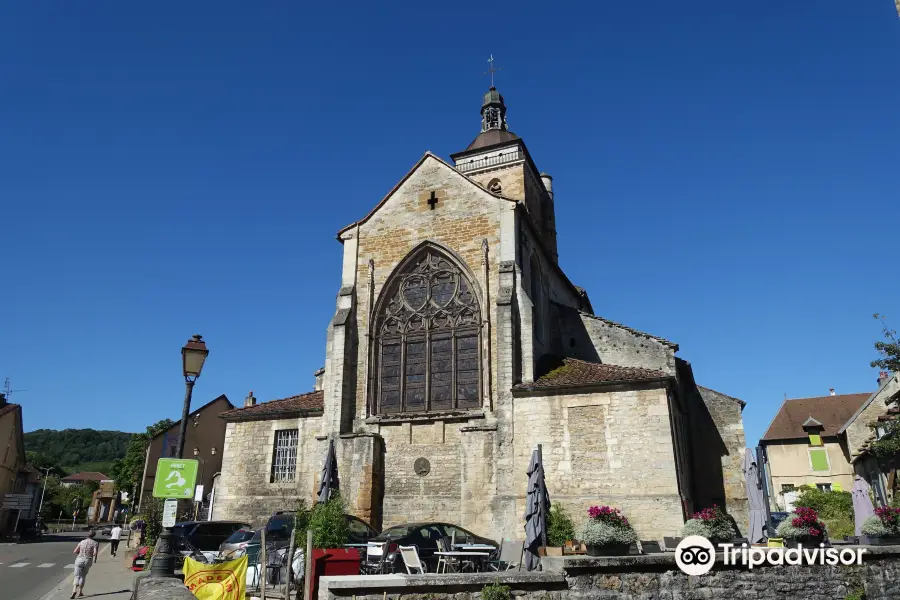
152, 458, 199, 499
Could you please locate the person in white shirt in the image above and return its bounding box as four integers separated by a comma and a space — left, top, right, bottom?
109, 525, 123, 557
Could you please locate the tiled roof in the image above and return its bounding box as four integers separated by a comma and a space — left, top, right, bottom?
761, 393, 871, 441
62, 471, 110, 482
220, 390, 324, 422
513, 357, 670, 392
0, 403, 20, 420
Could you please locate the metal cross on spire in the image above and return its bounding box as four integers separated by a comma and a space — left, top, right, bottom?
485, 55, 500, 88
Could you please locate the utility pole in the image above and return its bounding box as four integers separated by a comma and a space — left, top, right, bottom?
37, 467, 52, 521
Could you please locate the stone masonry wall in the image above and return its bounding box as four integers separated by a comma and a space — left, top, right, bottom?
846, 374, 898, 459
696, 386, 748, 527
213, 416, 321, 525
375, 420, 497, 537
512, 385, 685, 541
321, 547, 900, 600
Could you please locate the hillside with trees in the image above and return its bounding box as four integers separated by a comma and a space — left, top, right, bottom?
24, 428, 133, 474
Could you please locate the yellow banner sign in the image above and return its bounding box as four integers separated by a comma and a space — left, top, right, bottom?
183, 555, 248, 600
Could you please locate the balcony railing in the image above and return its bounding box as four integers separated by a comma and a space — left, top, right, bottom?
456, 149, 522, 173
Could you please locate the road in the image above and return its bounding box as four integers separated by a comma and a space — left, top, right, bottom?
0, 532, 113, 600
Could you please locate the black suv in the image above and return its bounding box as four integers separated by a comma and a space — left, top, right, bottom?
172, 520, 251, 553
261, 511, 378, 546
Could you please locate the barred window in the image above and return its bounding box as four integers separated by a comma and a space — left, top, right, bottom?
270, 429, 299, 483
373, 246, 481, 415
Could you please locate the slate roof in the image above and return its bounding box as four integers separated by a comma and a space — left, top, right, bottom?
761, 393, 871, 441
62, 471, 110, 483
513, 357, 670, 392
220, 390, 324, 422
463, 129, 520, 152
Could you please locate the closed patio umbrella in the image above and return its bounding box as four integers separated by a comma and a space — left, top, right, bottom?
524, 445, 550, 571
852, 475, 875, 537
317, 438, 340, 504
743, 449, 767, 543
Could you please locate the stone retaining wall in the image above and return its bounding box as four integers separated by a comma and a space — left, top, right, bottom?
320, 546, 900, 600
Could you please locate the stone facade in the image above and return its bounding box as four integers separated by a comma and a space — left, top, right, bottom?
214, 87, 748, 542
843, 373, 899, 460
511, 385, 684, 540
213, 415, 322, 525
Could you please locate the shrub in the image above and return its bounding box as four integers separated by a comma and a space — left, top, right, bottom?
860, 507, 900, 537
794, 488, 853, 522
547, 504, 576, 547
681, 505, 735, 543
823, 516, 854, 540
776, 507, 827, 540
580, 506, 637, 546
309, 493, 347, 549
481, 582, 511, 600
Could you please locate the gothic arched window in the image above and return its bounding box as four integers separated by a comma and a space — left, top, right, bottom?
373, 247, 481, 415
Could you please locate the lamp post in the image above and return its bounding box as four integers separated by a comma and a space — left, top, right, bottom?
151, 334, 209, 579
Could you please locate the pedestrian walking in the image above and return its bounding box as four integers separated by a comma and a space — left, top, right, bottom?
110, 523, 123, 556
71, 530, 99, 598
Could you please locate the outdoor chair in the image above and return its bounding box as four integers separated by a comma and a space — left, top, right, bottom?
362, 539, 391, 575
436, 538, 458, 573
487, 539, 524, 571
399, 545, 426, 574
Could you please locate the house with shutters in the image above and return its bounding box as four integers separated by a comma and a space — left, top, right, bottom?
760, 390, 871, 510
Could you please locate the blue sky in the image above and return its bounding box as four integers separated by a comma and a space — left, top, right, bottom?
2, 2, 898, 449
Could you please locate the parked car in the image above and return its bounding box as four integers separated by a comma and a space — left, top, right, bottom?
218, 527, 256, 558
365, 522, 497, 573
219, 512, 378, 561
172, 521, 251, 558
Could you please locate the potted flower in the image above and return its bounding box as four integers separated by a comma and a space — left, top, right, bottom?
543, 505, 577, 556
579, 506, 637, 556
682, 505, 737, 546
860, 507, 900, 545
775, 507, 827, 547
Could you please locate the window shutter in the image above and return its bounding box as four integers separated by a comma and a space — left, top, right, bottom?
809, 448, 829, 472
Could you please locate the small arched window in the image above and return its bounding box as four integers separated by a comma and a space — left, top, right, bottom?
373, 246, 481, 415
488, 178, 502, 194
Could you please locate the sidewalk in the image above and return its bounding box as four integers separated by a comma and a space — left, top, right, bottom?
40, 545, 137, 600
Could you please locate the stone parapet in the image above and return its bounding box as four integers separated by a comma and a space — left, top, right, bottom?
320, 545, 900, 600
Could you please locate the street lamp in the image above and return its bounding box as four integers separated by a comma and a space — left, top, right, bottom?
176, 334, 208, 460
152, 334, 209, 579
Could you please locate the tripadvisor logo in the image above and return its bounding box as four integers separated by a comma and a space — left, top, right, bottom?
675, 536, 867, 575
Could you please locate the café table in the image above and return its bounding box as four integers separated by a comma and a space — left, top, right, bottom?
434, 551, 491, 573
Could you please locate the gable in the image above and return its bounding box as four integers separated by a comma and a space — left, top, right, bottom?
337, 152, 512, 239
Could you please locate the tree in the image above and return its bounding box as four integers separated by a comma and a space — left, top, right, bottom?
871, 314, 900, 374
25, 451, 66, 477
110, 419, 175, 494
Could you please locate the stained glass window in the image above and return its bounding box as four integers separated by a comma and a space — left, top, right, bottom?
374, 247, 482, 414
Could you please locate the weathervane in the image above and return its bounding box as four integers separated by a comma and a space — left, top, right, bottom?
485, 55, 500, 88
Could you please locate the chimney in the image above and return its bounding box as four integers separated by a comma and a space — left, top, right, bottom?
829, 388, 835, 396
878, 371, 891, 387
244, 390, 257, 407
314, 368, 325, 392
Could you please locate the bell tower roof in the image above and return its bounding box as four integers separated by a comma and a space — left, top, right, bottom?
457, 86, 519, 153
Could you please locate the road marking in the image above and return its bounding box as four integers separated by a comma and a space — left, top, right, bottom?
65, 564, 75, 568
10, 562, 30, 567
37, 563, 55, 568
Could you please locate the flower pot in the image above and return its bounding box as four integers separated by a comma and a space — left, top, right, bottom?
586, 543, 631, 556
539, 546, 563, 557
784, 535, 825, 548
859, 535, 900, 546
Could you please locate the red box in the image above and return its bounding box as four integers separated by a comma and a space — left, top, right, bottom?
307, 547, 360, 600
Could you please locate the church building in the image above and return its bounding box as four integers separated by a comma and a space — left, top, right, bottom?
214, 86, 748, 541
